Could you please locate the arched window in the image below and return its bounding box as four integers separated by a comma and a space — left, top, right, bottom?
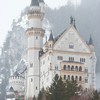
64, 75, 66, 80
71, 76, 74, 80
75, 66, 78, 71
71, 66, 74, 71
79, 76, 82, 81
68, 75, 70, 80
75, 76, 78, 80
79, 66, 82, 71
68, 65, 70, 70
63, 65, 66, 70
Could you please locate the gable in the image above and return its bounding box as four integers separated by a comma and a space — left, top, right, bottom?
53, 26, 90, 53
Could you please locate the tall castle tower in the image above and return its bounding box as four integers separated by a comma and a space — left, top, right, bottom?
26, 0, 45, 99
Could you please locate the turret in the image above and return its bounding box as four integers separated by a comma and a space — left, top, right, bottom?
26, 0, 45, 99
39, 0, 45, 14
70, 16, 76, 29
48, 30, 54, 49
88, 34, 94, 52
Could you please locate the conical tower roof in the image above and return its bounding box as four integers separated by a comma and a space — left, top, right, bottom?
89, 34, 93, 45
30, 0, 39, 6
8, 87, 14, 92
49, 33, 54, 41
39, 0, 44, 3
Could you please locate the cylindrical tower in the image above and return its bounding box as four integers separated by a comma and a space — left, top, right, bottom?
26, 0, 45, 99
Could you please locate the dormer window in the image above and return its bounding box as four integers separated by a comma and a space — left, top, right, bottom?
69, 43, 74, 49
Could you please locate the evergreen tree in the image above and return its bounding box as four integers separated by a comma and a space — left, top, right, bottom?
46, 74, 67, 100
92, 90, 100, 100
66, 79, 79, 99
33, 95, 36, 100
38, 88, 46, 100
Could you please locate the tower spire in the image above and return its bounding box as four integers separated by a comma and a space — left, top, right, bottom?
70, 16, 76, 28
48, 30, 54, 41
30, 0, 39, 6
89, 34, 93, 45
73, 18, 76, 28
70, 16, 74, 25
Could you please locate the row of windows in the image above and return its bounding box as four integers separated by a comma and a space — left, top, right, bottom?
57, 56, 63, 60
10, 81, 23, 84
41, 57, 86, 66
63, 65, 82, 71
57, 56, 85, 63
10, 76, 23, 79
63, 75, 82, 81
80, 58, 85, 62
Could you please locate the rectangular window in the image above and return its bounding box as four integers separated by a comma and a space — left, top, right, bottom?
31, 78, 33, 82
85, 69, 88, 73
36, 36, 38, 39
69, 57, 74, 62
43, 60, 45, 65
69, 44, 74, 49
57, 56, 63, 60
80, 58, 85, 63
85, 78, 88, 83
64, 75, 66, 80
30, 63, 33, 67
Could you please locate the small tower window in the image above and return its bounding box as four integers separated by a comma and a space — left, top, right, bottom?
31, 78, 33, 82
50, 44, 51, 48
30, 63, 33, 67
36, 36, 38, 39
36, 87, 38, 90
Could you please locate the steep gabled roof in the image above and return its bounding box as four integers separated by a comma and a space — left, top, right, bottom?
53, 25, 91, 53
8, 87, 14, 92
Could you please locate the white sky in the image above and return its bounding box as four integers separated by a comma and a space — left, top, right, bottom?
0, 0, 81, 47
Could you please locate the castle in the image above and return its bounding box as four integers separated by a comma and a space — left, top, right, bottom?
7, 0, 97, 100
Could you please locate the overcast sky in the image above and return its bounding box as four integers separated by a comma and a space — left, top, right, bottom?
0, 0, 81, 47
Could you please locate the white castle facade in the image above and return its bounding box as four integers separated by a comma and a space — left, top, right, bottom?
25, 0, 97, 99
